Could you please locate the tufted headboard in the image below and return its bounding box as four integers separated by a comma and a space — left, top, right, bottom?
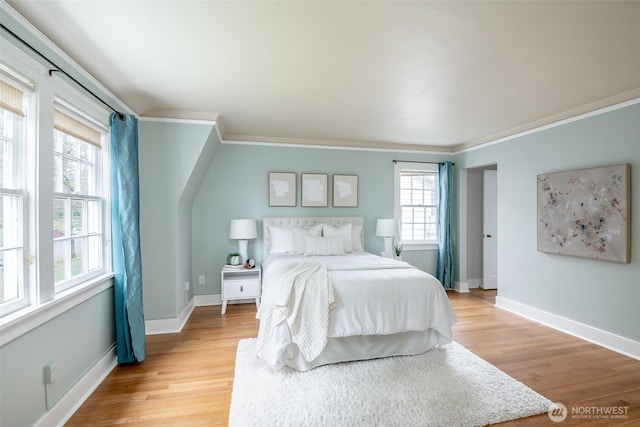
263, 216, 364, 259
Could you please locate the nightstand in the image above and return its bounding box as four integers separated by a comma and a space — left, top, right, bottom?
220, 266, 261, 314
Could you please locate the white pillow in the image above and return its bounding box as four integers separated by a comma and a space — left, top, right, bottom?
269, 226, 294, 253
291, 224, 323, 254
323, 223, 353, 252
351, 224, 364, 252
304, 235, 346, 256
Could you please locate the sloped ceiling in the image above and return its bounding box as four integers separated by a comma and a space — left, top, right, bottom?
4, 1, 640, 152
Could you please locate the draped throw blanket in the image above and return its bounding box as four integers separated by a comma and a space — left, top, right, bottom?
256, 262, 336, 366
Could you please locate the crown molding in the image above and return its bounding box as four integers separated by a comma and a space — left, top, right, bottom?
141, 110, 221, 123
453, 88, 640, 153
222, 134, 455, 154
223, 89, 640, 155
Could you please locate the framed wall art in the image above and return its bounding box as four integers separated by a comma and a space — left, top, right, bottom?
537, 163, 630, 263
333, 174, 358, 207
301, 173, 328, 207
268, 172, 296, 207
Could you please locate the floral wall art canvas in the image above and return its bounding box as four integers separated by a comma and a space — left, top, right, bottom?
537, 164, 630, 263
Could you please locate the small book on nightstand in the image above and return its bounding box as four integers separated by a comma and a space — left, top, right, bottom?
223, 264, 245, 271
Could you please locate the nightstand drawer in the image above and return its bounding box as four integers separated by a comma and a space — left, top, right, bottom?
222, 279, 260, 299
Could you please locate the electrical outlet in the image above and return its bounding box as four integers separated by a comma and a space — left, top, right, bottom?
198, 275, 205, 285
184, 281, 190, 291
44, 363, 56, 384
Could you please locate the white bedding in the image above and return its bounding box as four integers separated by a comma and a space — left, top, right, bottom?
256, 252, 457, 368
256, 261, 336, 363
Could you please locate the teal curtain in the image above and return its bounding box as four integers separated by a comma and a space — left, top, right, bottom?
111, 113, 146, 364
437, 161, 454, 289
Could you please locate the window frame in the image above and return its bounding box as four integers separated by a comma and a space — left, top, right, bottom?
394, 161, 440, 250
0, 38, 112, 324
52, 104, 107, 293
0, 69, 33, 316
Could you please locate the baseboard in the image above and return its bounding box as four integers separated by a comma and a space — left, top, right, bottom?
35, 344, 117, 427
145, 297, 195, 335
453, 281, 470, 293
496, 296, 640, 361
467, 278, 482, 289
145, 293, 246, 334
193, 294, 256, 307
144, 293, 262, 335
194, 293, 221, 307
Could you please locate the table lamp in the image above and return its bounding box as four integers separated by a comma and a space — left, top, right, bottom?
376, 219, 398, 258
229, 219, 257, 264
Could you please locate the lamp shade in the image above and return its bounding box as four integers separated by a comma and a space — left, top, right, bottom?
376, 219, 398, 237
229, 219, 257, 240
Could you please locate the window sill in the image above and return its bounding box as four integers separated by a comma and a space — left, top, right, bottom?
0, 273, 114, 346
402, 243, 439, 251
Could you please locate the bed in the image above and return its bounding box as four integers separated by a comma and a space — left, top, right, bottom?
256, 216, 457, 371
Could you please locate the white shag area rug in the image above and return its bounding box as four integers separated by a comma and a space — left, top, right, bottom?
229, 339, 552, 427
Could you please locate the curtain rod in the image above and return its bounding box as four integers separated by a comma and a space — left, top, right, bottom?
393, 160, 455, 166
1, 23, 125, 121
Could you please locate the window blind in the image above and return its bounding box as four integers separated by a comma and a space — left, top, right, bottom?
0, 79, 24, 117
54, 109, 101, 148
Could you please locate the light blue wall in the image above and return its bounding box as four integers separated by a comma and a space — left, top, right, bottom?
191, 143, 451, 296
138, 120, 221, 320
0, 9, 128, 426
0, 286, 115, 427
456, 102, 640, 341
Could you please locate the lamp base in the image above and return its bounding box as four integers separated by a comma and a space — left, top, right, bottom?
238, 240, 249, 265
383, 237, 393, 258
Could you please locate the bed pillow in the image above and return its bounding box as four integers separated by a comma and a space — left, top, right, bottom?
291, 224, 323, 253
304, 235, 346, 256
269, 226, 294, 253
323, 223, 353, 252
351, 224, 364, 252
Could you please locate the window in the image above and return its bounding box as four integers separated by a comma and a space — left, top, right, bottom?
52, 106, 105, 292
0, 39, 111, 320
0, 77, 28, 315
394, 161, 439, 247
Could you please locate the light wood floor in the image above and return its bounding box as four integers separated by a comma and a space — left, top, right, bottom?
66, 290, 640, 426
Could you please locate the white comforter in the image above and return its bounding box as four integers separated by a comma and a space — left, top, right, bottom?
256, 252, 457, 367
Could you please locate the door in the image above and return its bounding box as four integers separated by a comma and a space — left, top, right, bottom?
483, 170, 498, 289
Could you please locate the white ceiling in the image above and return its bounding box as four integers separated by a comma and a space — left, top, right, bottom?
5, 1, 640, 151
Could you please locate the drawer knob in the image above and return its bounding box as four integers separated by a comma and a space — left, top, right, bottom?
240, 285, 244, 292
